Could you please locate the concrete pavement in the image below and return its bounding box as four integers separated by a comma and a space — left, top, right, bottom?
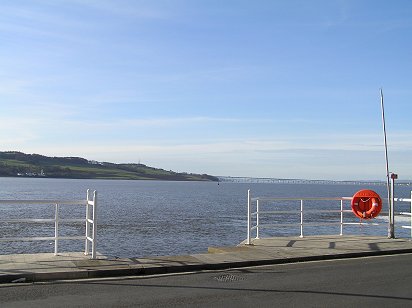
1, 235, 412, 283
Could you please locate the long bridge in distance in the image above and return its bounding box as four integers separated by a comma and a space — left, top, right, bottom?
218, 176, 412, 186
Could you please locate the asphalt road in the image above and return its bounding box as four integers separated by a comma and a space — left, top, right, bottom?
1, 253, 412, 307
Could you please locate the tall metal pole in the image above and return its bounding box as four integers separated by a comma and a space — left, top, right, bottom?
380, 88, 393, 238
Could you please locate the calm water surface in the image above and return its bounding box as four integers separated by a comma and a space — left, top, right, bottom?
0, 178, 410, 258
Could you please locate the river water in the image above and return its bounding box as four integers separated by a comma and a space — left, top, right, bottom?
0, 177, 411, 258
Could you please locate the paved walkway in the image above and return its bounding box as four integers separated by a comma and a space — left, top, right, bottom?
1, 236, 412, 283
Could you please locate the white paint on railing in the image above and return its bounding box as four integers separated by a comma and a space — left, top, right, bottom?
92, 190, 97, 259
340, 200, 344, 236
256, 199, 260, 239
0, 189, 97, 259
247, 189, 252, 245
396, 191, 412, 237
55, 203, 59, 255
0, 200, 86, 204
300, 200, 303, 238
247, 190, 412, 241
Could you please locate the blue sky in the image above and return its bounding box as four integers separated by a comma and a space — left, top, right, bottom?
1, 0, 411, 180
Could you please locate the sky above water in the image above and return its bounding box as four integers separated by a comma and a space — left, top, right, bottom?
1, 0, 411, 180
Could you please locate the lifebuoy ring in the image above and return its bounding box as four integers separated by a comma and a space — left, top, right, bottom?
351, 189, 382, 219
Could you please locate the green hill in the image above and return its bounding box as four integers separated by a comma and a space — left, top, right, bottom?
0, 151, 218, 181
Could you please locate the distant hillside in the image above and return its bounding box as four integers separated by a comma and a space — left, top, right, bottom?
0, 151, 218, 181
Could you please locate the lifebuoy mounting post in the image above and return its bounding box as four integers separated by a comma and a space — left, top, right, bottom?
389, 173, 398, 238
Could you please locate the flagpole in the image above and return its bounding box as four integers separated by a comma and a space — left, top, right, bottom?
380, 88, 393, 238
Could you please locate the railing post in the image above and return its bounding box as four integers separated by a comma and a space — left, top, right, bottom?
300, 200, 304, 238
247, 189, 252, 245
256, 199, 260, 239
85, 189, 90, 255
340, 200, 343, 236
91, 190, 97, 259
410, 190, 412, 239
54, 203, 59, 256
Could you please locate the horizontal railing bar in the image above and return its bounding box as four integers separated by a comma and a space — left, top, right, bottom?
56, 219, 85, 223
0, 218, 85, 223
0, 236, 55, 241
401, 226, 412, 229
342, 222, 381, 226
394, 198, 412, 202
300, 222, 342, 226
252, 197, 352, 202
255, 210, 393, 214
56, 236, 85, 240
0, 219, 55, 223
59, 219, 85, 223
257, 210, 300, 214
399, 212, 412, 216
255, 222, 383, 229
255, 210, 390, 215
258, 223, 301, 228
0, 200, 87, 205
0, 236, 85, 242
302, 210, 350, 213
255, 210, 354, 215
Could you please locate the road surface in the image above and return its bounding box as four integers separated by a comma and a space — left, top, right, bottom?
1, 253, 411, 307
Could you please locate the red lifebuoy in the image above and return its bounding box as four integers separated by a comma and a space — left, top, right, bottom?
351, 189, 382, 219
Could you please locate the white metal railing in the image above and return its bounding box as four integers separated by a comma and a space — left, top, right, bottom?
397, 190, 412, 237
0, 189, 97, 259
246, 189, 412, 244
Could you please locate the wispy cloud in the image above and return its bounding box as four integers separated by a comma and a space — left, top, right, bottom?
10, 115, 258, 130
0, 117, 40, 145
59, 0, 171, 20
112, 116, 245, 127
0, 4, 94, 44
11, 133, 412, 157
0, 78, 32, 95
